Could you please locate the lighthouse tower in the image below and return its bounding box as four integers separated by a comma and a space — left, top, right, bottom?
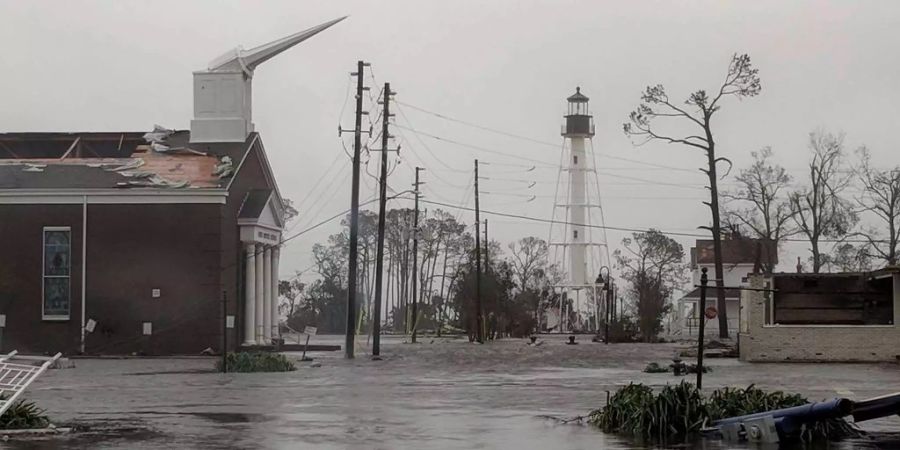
549, 87, 609, 332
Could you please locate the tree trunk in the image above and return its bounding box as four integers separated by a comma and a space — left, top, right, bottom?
811, 239, 822, 273
706, 131, 730, 339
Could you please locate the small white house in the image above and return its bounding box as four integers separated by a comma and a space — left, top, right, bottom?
675, 238, 776, 338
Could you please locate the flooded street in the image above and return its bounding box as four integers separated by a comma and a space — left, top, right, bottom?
6, 335, 900, 449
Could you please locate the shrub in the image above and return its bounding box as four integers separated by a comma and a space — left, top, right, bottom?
215, 352, 296, 373
0, 397, 50, 430
588, 382, 859, 443
643, 362, 670, 373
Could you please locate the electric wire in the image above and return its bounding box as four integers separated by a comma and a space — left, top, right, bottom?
396, 100, 697, 173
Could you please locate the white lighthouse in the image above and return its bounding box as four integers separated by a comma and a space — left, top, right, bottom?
549, 87, 609, 332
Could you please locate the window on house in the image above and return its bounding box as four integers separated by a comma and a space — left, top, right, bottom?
43, 227, 71, 320
573, 230, 579, 239
573, 155, 578, 164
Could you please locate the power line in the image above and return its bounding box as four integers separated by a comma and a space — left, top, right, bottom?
396, 100, 697, 173
395, 124, 708, 193
392, 196, 891, 243
397, 100, 561, 147
395, 131, 471, 189
394, 104, 470, 173
394, 123, 557, 168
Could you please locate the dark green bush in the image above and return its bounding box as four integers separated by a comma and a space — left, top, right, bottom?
215, 352, 296, 373
588, 382, 859, 443
0, 396, 50, 430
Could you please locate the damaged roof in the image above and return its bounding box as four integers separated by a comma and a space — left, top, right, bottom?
691, 238, 778, 267
0, 129, 254, 190
680, 287, 742, 300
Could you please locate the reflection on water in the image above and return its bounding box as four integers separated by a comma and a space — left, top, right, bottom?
4, 335, 898, 449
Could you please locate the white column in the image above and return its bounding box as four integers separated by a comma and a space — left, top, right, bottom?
262, 246, 272, 343
255, 244, 265, 342
271, 246, 281, 340
243, 243, 257, 345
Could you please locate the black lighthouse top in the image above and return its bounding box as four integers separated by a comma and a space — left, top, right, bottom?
563, 87, 594, 137
567, 86, 589, 103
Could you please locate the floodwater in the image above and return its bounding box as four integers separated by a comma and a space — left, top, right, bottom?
5, 335, 899, 449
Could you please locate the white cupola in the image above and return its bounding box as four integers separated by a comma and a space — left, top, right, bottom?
190, 16, 346, 143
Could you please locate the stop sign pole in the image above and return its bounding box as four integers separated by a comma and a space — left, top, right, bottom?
696, 267, 709, 389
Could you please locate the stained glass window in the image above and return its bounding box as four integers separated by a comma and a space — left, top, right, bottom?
43, 228, 70, 319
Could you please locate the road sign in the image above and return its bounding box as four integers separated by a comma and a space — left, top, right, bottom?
705, 306, 718, 319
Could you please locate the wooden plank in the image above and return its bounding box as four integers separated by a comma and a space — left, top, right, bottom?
775, 293, 867, 309
776, 307, 864, 323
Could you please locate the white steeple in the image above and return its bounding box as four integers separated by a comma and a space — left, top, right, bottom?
190, 16, 347, 143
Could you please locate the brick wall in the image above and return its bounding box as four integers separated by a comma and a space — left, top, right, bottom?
739, 274, 900, 362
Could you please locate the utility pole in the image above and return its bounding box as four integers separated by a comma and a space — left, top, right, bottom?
474, 159, 484, 343
484, 219, 489, 272
411, 167, 424, 343
372, 82, 395, 357
341, 60, 370, 359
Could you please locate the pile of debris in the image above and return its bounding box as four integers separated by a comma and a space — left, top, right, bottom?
679, 339, 738, 358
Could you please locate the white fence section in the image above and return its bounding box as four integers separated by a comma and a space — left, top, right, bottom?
0, 351, 61, 417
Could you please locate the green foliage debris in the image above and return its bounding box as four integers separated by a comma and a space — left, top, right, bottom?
215, 352, 296, 373
588, 381, 859, 443
0, 396, 50, 430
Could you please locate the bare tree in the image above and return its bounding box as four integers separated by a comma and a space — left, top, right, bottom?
789, 130, 857, 273
722, 147, 795, 273
853, 147, 900, 266
282, 198, 299, 223
624, 53, 761, 338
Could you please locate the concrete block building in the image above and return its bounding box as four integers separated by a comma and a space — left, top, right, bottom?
740, 268, 900, 362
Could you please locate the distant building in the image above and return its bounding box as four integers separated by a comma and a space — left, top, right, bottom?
0, 18, 344, 355
675, 237, 776, 337
740, 268, 900, 362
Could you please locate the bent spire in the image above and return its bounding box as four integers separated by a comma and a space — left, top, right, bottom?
207, 16, 348, 77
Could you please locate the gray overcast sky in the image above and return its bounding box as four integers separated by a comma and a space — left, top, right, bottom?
3, 0, 899, 280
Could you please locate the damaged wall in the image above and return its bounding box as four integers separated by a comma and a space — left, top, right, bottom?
740, 273, 900, 362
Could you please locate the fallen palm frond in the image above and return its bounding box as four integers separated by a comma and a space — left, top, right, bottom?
0, 396, 50, 430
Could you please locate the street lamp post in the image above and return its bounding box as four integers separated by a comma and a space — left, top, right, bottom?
596, 267, 611, 344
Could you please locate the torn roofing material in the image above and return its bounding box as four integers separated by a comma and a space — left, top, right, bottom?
0, 130, 256, 190
0, 151, 221, 189
692, 238, 779, 267
0, 130, 252, 162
